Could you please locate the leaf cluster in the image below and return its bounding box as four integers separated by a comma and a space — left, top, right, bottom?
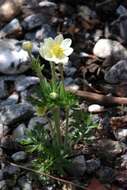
21, 125, 72, 176
68, 109, 99, 144
30, 79, 77, 115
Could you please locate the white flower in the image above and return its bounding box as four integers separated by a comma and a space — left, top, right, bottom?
39, 34, 73, 64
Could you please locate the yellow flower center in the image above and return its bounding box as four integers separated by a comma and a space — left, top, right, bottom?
51, 43, 64, 58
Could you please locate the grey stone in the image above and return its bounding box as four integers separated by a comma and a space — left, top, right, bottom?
64, 67, 77, 77
121, 153, 127, 168
93, 29, 103, 42
0, 76, 17, 82
93, 39, 127, 59
78, 5, 94, 19
0, 124, 9, 138
116, 5, 127, 16
86, 159, 101, 173
0, 180, 8, 190
0, 148, 4, 157
96, 0, 120, 18
0, 93, 19, 107
0, 39, 30, 74
0, 18, 22, 38
96, 139, 123, 160
22, 14, 46, 31
0, 170, 3, 181
112, 15, 127, 44
15, 76, 39, 92
35, 24, 56, 41
25, 32, 36, 41
11, 151, 27, 162
18, 176, 32, 190
0, 80, 8, 99
64, 77, 74, 86
12, 187, 20, 190
3, 165, 20, 176
1, 136, 15, 150
71, 155, 86, 177
104, 59, 127, 83
97, 166, 115, 183
31, 42, 40, 55
28, 116, 48, 130
12, 123, 26, 142
0, 103, 34, 125
6, 178, 17, 188
20, 90, 29, 104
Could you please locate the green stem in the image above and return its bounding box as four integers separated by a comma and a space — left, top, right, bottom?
46, 116, 54, 138
59, 63, 64, 86
64, 107, 69, 149
53, 107, 61, 146
50, 62, 56, 82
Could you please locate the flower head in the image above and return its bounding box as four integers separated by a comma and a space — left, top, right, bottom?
49, 91, 58, 100
39, 34, 73, 64
22, 41, 33, 52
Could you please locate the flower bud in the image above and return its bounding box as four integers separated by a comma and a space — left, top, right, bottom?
49, 92, 58, 100
22, 41, 33, 52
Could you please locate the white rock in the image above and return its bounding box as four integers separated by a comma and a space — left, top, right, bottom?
0, 39, 30, 74
66, 84, 79, 91
88, 104, 104, 113
93, 39, 127, 59
114, 128, 127, 141
39, 1, 57, 8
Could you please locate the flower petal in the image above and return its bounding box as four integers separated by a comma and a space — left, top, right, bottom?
61, 38, 72, 48
55, 34, 64, 44
64, 47, 73, 56
59, 56, 69, 64
44, 38, 54, 47
39, 44, 45, 58
39, 44, 52, 60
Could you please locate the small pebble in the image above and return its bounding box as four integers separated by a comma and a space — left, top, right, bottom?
93, 39, 127, 59
88, 104, 105, 113
12, 123, 26, 142
11, 151, 27, 162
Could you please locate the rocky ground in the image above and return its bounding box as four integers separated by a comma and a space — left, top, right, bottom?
1, 0, 127, 189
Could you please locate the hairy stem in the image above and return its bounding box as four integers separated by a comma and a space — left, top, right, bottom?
53, 107, 62, 146
59, 63, 64, 86
50, 62, 56, 82
64, 107, 69, 149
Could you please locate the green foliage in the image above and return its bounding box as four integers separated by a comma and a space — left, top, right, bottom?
69, 109, 99, 144
21, 47, 98, 180
21, 125, 72, 176
21, 109, 99, 177
30, 78, 77, 115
